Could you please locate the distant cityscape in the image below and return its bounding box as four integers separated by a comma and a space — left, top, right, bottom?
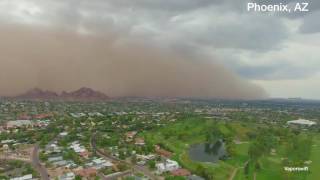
0, 98, 319, 179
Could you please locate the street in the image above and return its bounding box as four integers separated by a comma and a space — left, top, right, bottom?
31, 144, 50, 180
91, 132, 160, 180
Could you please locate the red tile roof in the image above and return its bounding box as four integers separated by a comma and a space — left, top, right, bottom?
171, 168, 191, 176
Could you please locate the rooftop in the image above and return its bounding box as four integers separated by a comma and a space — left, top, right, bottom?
287, 119, 317, 126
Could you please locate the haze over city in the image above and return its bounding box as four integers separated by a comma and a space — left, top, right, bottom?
0, 0, 319, 99
1, 1, 320, 180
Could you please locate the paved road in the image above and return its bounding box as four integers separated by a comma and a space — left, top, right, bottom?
91, 132, 159, 180
31, 144, 50, 180
229, 160, 249, 180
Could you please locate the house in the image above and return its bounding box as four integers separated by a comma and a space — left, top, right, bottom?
0, 126, 5, 133
34, 113, 52, 119
88, 112, 104, 117
59, 132, 68, 136
79, 151, 90, 159
65, 161, 78, 169
155, 145, 173, 158
126, 131, 137, 141
34, 120, 50, 128
48, 156, 63, 163
70, 113, 86, 118
156, 159, 180, 174
171, 168, 191, 176
287, 119, 317, 128
10, 174, 32, 180
1, 139, 16, 144
135, 138, 145, 146
136, 154, 156, 161
70, 141, 86, 153
59, 172, 75, 180
91, 158, 113, 169
18, 114, 32, 120
5, 120, 33, 129
45, 143, 61, 153
53, 160, 68, 167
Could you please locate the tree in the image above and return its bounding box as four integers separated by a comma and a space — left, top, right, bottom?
117, 162, 128, 171
131, 155, 137, 164
39, 152, 48, 161
165, 176, 186, 180
148, 160, 156, 170
255, 162, 261, 171
248, 142, 263, 161
244, 161, 250, 178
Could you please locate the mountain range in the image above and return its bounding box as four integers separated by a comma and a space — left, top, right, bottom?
13, 87, 109, 101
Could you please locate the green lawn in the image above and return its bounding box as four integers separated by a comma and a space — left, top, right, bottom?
144, 119, 253, 180
144, 118, 320, 180
234, 133, 320, 180
307, 134, 320, 180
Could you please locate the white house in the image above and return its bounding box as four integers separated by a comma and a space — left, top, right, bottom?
59, 132, 68, 136
92, 158, 113, 169
70, 141, 86, 153
10, 174, 32, 180
88, 112, 104, 117
6, 120, 33, 129
48, 156, 63, 162
59, 172, 75, 180
287, 119, 317, 127
70, 113, 86, 118
156, 159, 180, 174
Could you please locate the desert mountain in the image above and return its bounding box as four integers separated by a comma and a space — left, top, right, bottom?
14, 87, 109, 101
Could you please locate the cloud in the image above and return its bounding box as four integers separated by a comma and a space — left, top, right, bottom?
0, 0, 290, 52
0, 0, 319, 98
0, 25, 267, 99
299, 11, 320, 33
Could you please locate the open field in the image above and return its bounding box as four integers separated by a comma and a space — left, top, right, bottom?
144, 116, 320, 180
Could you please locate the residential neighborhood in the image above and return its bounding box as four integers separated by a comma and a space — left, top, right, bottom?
1, 98, 320, 179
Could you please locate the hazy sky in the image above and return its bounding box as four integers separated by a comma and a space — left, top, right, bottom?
0, 0, 319, 99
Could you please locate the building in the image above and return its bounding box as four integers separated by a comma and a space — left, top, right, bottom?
287, 119, 317, 128
70, 113, 86, 118
34, 113, 52, 119
10, 174, 32, 180
156, 159, 180, 174
171, 168, 191, 176
70, 141, 86, 153
59, 172, 75, 180
126, 131, 137, 141
135, 138, 145, 146
45, 143, 61, 153
5, 120, 33, 129
53, 160, 68, 167
91, 158, 113, 169
155, 145, 173, 158
48, 156, 63, 163
88, 112, 104, 117
59, 132, 68, 136
79, 151, 90, 159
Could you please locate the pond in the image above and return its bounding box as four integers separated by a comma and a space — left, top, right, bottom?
188, 139, 228, 163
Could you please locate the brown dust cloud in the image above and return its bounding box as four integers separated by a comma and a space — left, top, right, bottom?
0, 25, 267, 99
